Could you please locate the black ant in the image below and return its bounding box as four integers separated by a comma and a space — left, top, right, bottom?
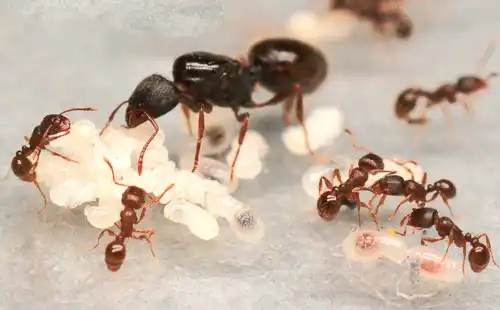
395, 40, 499, 125
9, 107, 96, 211
316, 129, 398, 227
330, 0, 413, 39
395, 207, 500, 275
100, 37, 329, 179
89, 158, 175, 272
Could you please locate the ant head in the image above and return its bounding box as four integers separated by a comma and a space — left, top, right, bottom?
316, 191, 341, 221
104, 240, 126, 272
456, 75, 488, 94
122, 186, 147, 210
358, 153, 384, 172
11, 152, 35, 181
395, 16, 413, 40
41, 114, 71, 135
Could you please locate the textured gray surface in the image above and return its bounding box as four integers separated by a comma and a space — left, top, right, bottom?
1, 1, 500, 309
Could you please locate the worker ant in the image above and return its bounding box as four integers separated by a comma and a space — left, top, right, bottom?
330, 0, 413, 39
89, 158, 175, 272
395, 207, 500, 275
316, 129, 398, 227
10, 107, 96, 211
395, 39, 499, 125
100, 37, 328, 180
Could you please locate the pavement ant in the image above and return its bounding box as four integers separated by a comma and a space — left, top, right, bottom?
9, 107, 96, 211
316, 129, 398, 228
395, 207, 500, 275
100, 38, 328, 179
330, 0, 412, 39
89, 158, 175, 272
395, 39, 499, 126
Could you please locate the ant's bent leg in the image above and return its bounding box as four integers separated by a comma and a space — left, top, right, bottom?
388, 195, 411, 220
89, 229, 117, 251
318, 176, 333, 196
133, 229, 156, 258
180, 104, 193, 136
282, 96, 294, 125
420, 235, 445, 246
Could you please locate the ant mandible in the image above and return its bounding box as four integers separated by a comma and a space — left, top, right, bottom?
330, 0, 413, 39
395, 207, 500, 275
316, 129, 399, 228
9, 107, 96, 211
89, 157, 175, 272
395, 39, 499, 125
100, 38, 328, 180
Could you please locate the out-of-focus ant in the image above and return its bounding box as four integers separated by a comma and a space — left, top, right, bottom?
100, 38, 328, 179
316, 129, 398, 228
89, 158, 175, 272
395, 39, 499, 126
9, 107, 96, 211
330, 0, 413, 39
395, 207, 500, 275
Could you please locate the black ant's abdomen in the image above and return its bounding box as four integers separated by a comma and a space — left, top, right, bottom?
126, 74, 180, 128
248, 38, 328, 94
105, 241, 126, 272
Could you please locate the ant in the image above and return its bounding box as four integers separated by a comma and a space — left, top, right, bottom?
395, 207, 500, 275
316, 129, 399, 228
89, 158, 175, 272
100, 37, 328, 180
330, 0, 413, 39
10, 107, 96, 211
395, 39, 499, 126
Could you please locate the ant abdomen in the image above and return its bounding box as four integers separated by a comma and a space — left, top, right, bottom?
121, 186, 147, 210
455, 76, 488, 94
358, 153, 384, 172
11, 151, 36, 182
317, 191, 341, 221
408, 207, 438, 229
468, 243, 490, 273
105, 241, 126, 272
372, 175, 405, 195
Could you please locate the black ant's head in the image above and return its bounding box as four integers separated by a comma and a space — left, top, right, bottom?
433, 179, 456, 199
105, 240, 126, 272
395, 16, 413, 40
316, 191, 342, 221
464, 233, 474, 243
456, 75, 488, 94
122, 186, 147, 210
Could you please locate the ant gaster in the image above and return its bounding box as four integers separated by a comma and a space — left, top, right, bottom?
10, 108, 96, 211
100, 38, 328, 179
90, 158, 175, 272
395, 40, 499, 125
316, 129, 399, 228
396, 207, 500, 275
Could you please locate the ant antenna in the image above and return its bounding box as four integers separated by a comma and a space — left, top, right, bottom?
476, 38, 500, 73
59, 107, 97, 115
344, 129, 373, 153
103, 157, 132, 188
99, 100, 128, 136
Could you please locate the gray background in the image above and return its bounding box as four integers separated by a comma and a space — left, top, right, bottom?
1, 0, 500, 309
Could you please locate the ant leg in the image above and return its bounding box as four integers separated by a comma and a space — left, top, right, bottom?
331, 168, 344, 185
132, 229, 156, 257
440, 232, 455, 263
145, 183, 175, 208
388, 195, 411, 220
33, 180, 48, 212
439, 194, 454, 216
421, 172, 428, 186
440, 104, 456, 142
460, 97, 475, 118
425, 191, 439, 203
476, 37, 500, 72
282, 96, 294, 125
192, 104, 209, 174
229, 109, 249, 182
370, 169, 397, 176
292, 84, 328, 163
103, 157, 131, 187
474, 233, 500, 267
42, 148, 79, 163
136, 111, 160, 176
359, 200, 380, 230
89, 229, 117, 251
420, 235, 445, 246
461, 246, 467, 278
318, 176, 333, 196
99, 101, 128, 136
180, 104, 193, 136
373, 195, 387, 216
344, 129, 373, 153
394, 217, 410, 236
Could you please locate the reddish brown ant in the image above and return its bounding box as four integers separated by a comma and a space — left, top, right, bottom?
395, 40, 499, 126
317, 129, 399, 228
89, 158, 175, 272
9, 107, 96, 211
395, 207, 500, 275
100, 38, 329, 180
